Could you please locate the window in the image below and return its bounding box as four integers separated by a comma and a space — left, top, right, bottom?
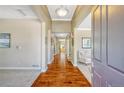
82, 37, 91, 49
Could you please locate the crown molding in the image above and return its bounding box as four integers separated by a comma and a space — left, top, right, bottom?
77, 28, 91, 30
52, 18, 72, 21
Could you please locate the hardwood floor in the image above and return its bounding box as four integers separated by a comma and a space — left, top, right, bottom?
32, 53, 91, 87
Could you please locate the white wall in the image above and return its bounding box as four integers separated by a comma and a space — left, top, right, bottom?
32, 5, 52, 72
73, 29, 91, 63
52, 21, 71, 33
47, 29, 52, 64
76, 30, 91, 50
76, 29, 91, 64
76, 29, 91, 83
0, 19, 41, 69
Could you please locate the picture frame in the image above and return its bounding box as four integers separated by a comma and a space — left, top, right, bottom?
82, 37, 91, 49
0, 33, 10, 48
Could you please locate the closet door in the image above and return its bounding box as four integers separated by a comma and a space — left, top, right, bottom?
92, 5, 124, 87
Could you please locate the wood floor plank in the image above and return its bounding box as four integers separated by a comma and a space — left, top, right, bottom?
32, 53, 91, 87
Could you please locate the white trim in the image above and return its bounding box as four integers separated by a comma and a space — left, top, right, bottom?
48, 57, 54, 64
0, 67, 41, 70
67, 56, 72, 62
77, 65, 91, 84
70, 61, 77, 67
74, 28, 78, 67
69, 59, 77, 67
73, 63, 77, 67
48, 61, 51, 64
41, 66, 48, 72
52, 18, 71, 21
41, 22, 46, 72
77, 28, 91, 31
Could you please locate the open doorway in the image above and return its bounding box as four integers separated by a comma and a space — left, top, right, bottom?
59, 39, 66, 53
76, 13, 92, 84
53, 32, 69, 54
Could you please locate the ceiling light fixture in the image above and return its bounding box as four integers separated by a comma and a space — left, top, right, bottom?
56, 6, 68, 17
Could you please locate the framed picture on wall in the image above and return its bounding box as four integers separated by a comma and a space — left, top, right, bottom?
82, 37, 91, 49
0, 33, 10, 48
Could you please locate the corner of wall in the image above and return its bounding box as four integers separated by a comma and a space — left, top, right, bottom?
41, 66, 48, 72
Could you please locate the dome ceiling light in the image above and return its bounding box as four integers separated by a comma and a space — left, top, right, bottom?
55, 6, 69, 17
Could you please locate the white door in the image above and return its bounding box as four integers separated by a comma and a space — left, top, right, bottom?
92, 5, 124, 87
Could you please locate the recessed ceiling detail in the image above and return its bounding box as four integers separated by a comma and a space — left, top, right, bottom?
0, 5, 38, 19
54, 32, 69, 38
47, 5, 77, 21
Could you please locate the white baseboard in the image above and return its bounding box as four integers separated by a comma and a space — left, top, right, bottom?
41, 66, 48, 72
70, 61, 77, 67
0, 66, 48, 72
48, 57, 54, 64
0, 67, 41, 70
66, 57, 77, 67
71, 62, 77, 67
73, 63, 77, 67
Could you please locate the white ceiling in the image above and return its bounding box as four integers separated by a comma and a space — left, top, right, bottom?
78, 13, 91, 29
47, 5, 77, 21
0, 5, 38, 19
54, 32, 69, 38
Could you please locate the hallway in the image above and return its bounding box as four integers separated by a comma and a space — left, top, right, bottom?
0, 5, 124, 87
32, 53, 91, 87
